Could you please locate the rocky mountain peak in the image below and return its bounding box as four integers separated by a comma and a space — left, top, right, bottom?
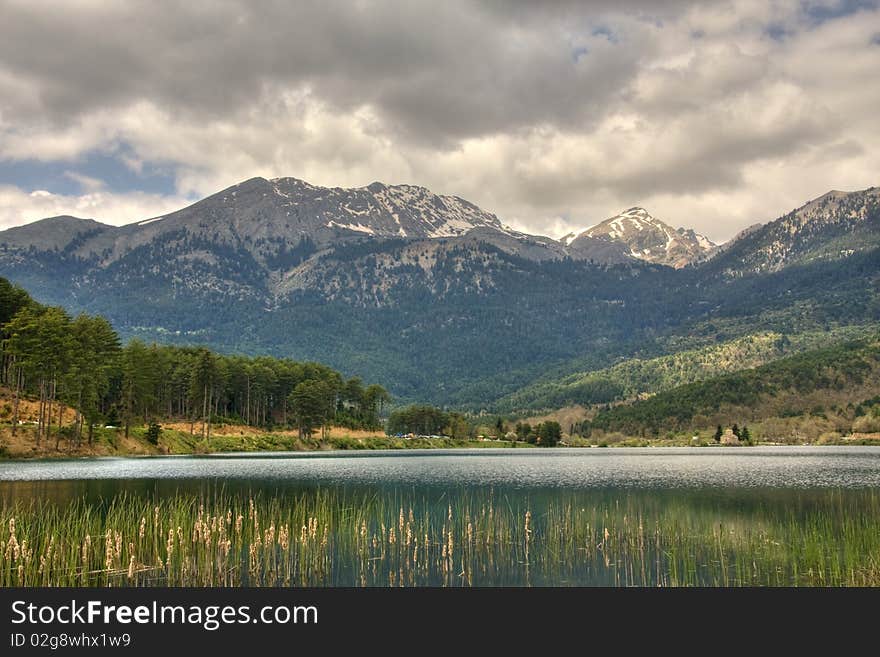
565, 207, 717, 268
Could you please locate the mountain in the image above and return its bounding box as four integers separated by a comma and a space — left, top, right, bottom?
0, 176, 567, 307
706, 187, 880, 277
5, 177, 513, 265
0, 178, 877, 408
564, 207, 717, 268
0, 215, 110, 253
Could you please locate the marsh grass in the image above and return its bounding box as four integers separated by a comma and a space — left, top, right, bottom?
2, 488, 879, 587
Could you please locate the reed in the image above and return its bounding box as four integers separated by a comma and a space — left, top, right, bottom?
2, 488, 879, 587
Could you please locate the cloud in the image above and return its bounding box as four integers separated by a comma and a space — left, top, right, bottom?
0, 185, 190, 230
0, 0, 877, 240
62, 171, 105, 192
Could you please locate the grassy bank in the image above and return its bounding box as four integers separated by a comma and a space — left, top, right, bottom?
3, 488, 879, 587
4, 422, 878, 460
0, 423, 525, 459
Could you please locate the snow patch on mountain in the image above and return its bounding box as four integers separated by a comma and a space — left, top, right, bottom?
564, 207, 717, 268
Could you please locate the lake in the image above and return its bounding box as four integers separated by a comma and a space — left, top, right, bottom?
2, 447, 879, 587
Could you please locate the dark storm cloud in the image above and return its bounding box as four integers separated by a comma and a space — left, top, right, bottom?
0, 0, 878, 238
0, 1, 664, 143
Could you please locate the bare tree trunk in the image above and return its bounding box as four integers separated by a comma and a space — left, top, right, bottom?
75, 389, 83, 446
11, 364, 20, 437
123, 378, 132, 439
202, 383, 208, 440
55, 387, 63, 451
206, 388, 212, 442
46, 383, 53, 445
37, 377, 45, 446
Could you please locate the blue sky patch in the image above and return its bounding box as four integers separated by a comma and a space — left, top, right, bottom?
0, 146, 177, 196
803, 0, 878, 24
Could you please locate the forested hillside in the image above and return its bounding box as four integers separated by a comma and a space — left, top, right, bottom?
0, 277, 389, 451
495, 326, 880, 412
585, 337, 880, 441
1, 180, 878, 410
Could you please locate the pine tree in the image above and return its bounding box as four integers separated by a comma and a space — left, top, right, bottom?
290, 379, 333, 439
189, 349, 221, 441
5, 306, 73, 446
68, 314, 120, 445
121, 340, 156, 439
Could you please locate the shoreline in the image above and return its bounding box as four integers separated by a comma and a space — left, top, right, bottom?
3, 440, 879, 463
3, 422, 878, 461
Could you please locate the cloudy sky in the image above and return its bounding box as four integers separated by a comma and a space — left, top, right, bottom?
0, 0, 878, 242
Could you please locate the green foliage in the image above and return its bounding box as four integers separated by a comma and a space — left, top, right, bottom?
0, 277, 34, 326
446, 413, 472, 440
3, 223, 880, 412
0, 277, 389, 446
146, 423, 162, 445
289, 379, 336, 437
589, 337, 880, 435
536, 421, 562, 447
6, 487, 880, 586
495, 327, 879, 413
386, 405, 448, 436
68, 313, 120, 440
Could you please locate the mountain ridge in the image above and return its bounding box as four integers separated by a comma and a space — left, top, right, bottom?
7, 178, 871, 274
1, 177, 724, 270
0, 178, 877, 408
704, 186, 880, 277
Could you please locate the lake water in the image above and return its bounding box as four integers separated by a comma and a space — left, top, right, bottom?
2, 447, 879, 586
2, 446, 880, 493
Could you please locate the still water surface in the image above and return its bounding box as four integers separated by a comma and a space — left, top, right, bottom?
2, 448, 878, 586
1, 447, 879, 494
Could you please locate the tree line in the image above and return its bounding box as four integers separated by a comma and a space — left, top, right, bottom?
0, 278, 390, 446
386, 404, 562, 446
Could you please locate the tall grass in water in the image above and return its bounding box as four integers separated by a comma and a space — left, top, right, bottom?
2, 489, 879, 587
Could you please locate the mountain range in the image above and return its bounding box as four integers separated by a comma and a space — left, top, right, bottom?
1, 176, 878, 409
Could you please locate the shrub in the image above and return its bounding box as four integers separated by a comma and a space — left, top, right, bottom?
146, 423, 162, 445
853, 415, 880, 433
